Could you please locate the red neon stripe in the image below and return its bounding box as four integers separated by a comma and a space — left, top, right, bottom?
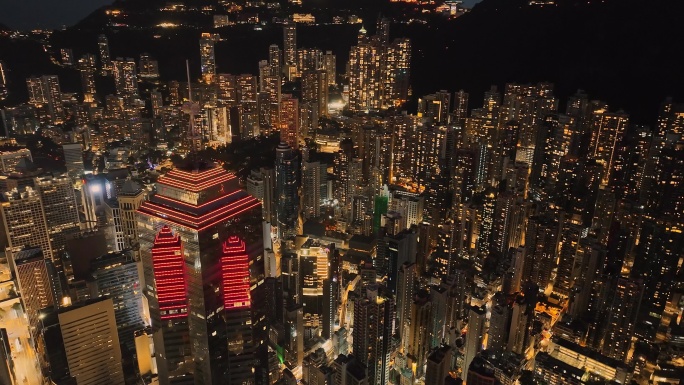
140, 195, 257, 225
139, 201, 261, 231
154, 190, 241, 209
221, 236, 251, 310
151, 226, 188, 319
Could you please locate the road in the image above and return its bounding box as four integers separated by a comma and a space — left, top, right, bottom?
0, 298, 43, 385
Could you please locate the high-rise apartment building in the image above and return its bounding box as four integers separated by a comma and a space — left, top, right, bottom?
280, 94, 299, 149
590, 109, 629, 183
302, 160, 327, 219
98, 34, 113, 72
353, 285, 394, 385
462, 305, 487, 383
113, 58, 138, 96
26, 75, 63, 123
200, 33, 217, 84
78, 54, 98, 100
302, 69, 329, 117
283, 22, 297, 66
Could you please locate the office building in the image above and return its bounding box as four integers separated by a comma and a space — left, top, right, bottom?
137, 162, 263, 385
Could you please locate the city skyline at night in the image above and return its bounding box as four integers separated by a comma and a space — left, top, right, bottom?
0, 0, 682, 385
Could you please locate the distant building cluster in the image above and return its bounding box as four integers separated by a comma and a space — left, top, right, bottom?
0, 11, 681, 385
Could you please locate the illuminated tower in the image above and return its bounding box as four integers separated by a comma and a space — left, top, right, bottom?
601, 278, 643, 362
324, 51, 336, 86
113, 58, 138, 97
220, 236, 255, 385
275, 142, 300, 240
302, 69, 328, 117
147, 226, 192, 383
268, 44, 282, 76
26, 75, 64, 124
33, 174, 81, 254
200, 33, 217, 84
353, 285, 394, 385
98, 34, 113, 72
10, 247, 58, 333
78, 54, 97, 101
137, 163, 263, 385
590, 109, 629, 183
0, 186, 53, 259
0, 60, 7, 101
280, 94, 299, 149
283, 22, 297, 66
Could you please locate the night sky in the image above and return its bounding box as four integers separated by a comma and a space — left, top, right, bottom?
0, 0, 114, 31
0, 0, 483, 31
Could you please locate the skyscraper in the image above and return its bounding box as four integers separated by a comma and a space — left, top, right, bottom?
26, 75, 63, 124
601, 278, 643, 362
275, 142, 300, 240
33, 174, 81, 254
590, 109, 629, 183
147, 226, 193, 383
283, 22, 297, 66
302, 69, 329, 117
10, 247, 58, 332
200, 33, 217, 84
462, 305, 486, 383
90, 251, 144, 351
269, 44, 282, 76
62, 143, 85, 179
302, 160, 327, 219
280, 94, 299, 149
0, 60, 7, 101
137, 163, 263, 385
78, 54, 97, 101
353, 285, 394, 385
58, 298, 125, 385
0, 186, 53, 259
118, 180, 146, 250
98, 34, 113, 72
113, 58, 138, 96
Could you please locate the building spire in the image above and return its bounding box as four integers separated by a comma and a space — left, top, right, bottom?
181, 59, 201, 169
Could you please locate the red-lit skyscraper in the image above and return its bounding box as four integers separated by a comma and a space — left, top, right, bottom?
137, 162, 264, 385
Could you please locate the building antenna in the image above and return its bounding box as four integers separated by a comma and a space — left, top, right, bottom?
182, 59, 200, 166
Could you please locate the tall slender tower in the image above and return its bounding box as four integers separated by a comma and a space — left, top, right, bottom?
200, 33, 217, 84
283, 22, 297, 66
98, 34, 113, 72
275, 142, 300, 240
